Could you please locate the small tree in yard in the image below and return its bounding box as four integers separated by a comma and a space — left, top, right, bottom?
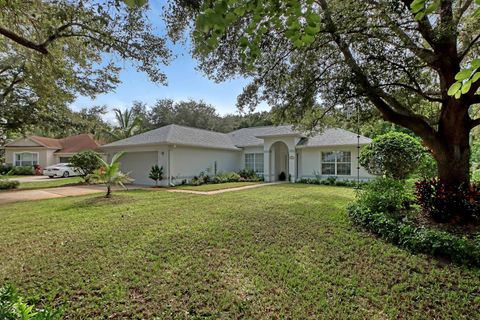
70, 150, 103, 183
91, 152, 133, 198
149, 165, 164, 186
360, 132, 425, 180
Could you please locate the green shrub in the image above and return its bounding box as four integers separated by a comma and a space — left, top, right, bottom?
356, 177, 413, 216
297, 178, 368, 188
212, 171, 241, 183
237, 169, 262, 181
415, 152, 437, 178
0, 164, 12, 175
347, 204, 480, 266
0, 284, 61, 319
237, 169, 262, 182
191, 176, 203, 186
70, 150, 103, 182
0, 180, 19, 190
149, 165, 164, 186
11, 166, 33, 175
359, 132, 425, 180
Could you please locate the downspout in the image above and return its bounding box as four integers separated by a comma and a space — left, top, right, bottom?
168, 146, 171, 186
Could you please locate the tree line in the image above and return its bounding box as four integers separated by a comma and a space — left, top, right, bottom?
1, 99, 274, 144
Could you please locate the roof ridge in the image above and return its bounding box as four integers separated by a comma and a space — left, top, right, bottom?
29, 136, 61, 148
228, 124, 293, 134
169, 123, 231, 135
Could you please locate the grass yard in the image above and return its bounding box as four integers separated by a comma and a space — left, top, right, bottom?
0, 177, 84, 191
0, 184, 479, 319
174, 181, 262, 191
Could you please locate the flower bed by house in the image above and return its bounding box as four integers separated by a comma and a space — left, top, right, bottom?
188, 169, 263, 186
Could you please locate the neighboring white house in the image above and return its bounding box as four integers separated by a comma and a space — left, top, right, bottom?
101, 124, 374, 186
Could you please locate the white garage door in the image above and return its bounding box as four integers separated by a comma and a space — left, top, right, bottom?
119, 151, 158, 185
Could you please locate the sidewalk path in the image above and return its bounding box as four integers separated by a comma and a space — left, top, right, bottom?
167, 182, 285, 195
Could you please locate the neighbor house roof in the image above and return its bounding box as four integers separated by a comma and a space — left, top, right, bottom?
30, 136, 64, 149
102, 124, 371, 150
4, 134, 102, 153
54, 134, 103, 154
102, 124, 241, 151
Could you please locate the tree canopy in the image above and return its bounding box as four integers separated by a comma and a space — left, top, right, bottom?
165, 0, 480, 186
0, 0, 170, 132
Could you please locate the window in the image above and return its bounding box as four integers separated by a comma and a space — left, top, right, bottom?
245, 153, 264, 175
321, 151, 351, 175
14, 152, 38, 167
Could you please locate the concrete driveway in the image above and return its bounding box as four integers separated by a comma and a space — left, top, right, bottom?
0, 184, 145, 205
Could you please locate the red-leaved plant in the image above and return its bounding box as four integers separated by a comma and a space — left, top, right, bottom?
415, 178, 480, 224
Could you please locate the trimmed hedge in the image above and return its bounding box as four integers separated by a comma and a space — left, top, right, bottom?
0, 179, 19, 190
347, 204, 480, 266
11, 166, 34, 175
298, 177, 368, 188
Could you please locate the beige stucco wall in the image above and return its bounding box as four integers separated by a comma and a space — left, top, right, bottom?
298, 145, 373, 181
4, 148, 56, 169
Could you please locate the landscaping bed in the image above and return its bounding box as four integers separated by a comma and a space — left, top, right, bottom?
173, 181, 262, 191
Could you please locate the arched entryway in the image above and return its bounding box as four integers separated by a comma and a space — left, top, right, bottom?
270, 141, 289, 181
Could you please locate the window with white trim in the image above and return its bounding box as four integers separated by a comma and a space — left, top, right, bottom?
14, 152, 38, 167
321, 151, 351, 175
245, 153, 264, 175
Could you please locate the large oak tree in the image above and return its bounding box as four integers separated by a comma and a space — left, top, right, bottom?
165, 0, 480, 186
0, 0, 170, 133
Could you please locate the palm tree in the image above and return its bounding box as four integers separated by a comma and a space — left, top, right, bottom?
92, 152, 133, 198
104, 108, 141, 141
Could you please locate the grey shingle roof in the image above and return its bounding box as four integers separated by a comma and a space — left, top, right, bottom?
102, 124, 371, 150
102, 124, 240, 150
229, 126, 370, 147
228, 125, 301, 147
297, 128, 372, 147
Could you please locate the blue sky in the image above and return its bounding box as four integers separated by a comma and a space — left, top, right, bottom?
71, 1, 267, 122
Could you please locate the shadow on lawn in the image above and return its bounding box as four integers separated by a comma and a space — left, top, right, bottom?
72, 194, 136, 208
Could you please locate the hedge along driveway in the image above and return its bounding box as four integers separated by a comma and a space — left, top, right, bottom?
0, 185, 479, 318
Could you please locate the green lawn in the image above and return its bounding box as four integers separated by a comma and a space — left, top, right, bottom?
0, 175, 34, 179
174, 181, 262, 191
0, 177, 84, 191
0, 185, 479, 318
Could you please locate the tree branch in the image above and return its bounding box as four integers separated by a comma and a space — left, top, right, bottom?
459, 33, 480, 60
455, 0, 474, 23
470, 117, 480, 128
0, 26, 49, 54
376, 82, 443, 102
318, 0, 438, 145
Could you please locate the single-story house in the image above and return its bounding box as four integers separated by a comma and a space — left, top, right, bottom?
3, 134, 103, 169
101, 124, 374, 186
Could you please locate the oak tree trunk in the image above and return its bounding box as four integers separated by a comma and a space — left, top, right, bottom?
430, 101, 471, 187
